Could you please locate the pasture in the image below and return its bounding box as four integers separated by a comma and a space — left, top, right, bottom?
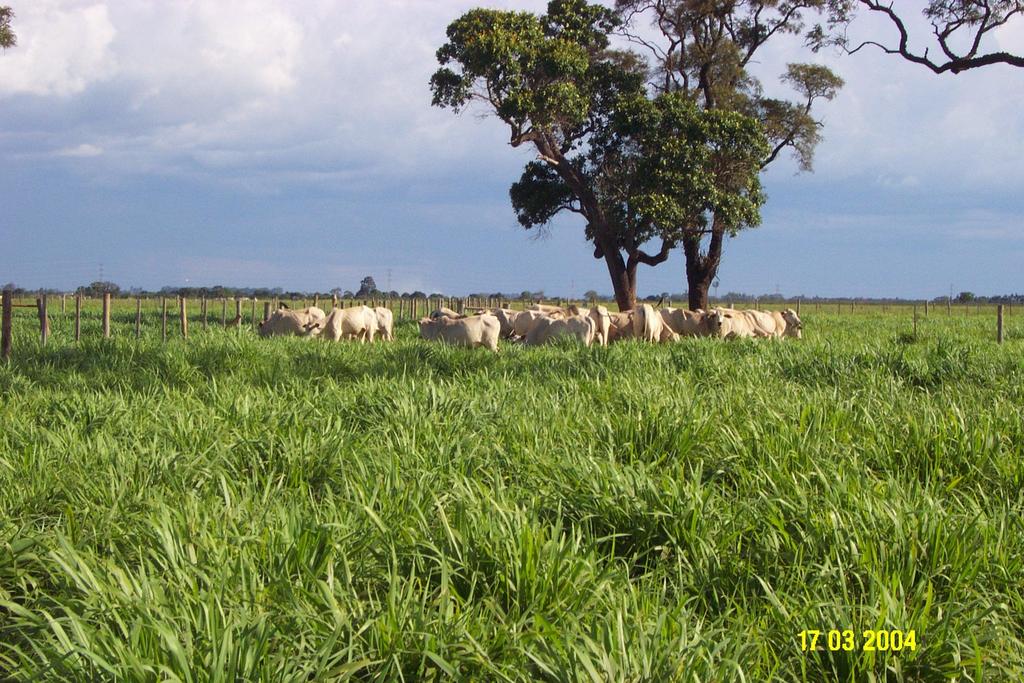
2, 303, 1023, 681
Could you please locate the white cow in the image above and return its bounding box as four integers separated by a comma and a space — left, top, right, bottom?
259, 307, 326, 337
303, 305, 377, 342
719, 308, 802, 338
512, 309, 559, 338
419, 314, 500, 351
768, 309, 803, 338
588, 305, 611, 346
374, 307, 394, 341
429, 307, 463, 320
529, 303, 568, 316
492, 308, 521, 339
713, 308, 781, 339
570, 305, 612, 346
607, 310, 634, 342
524, 315, 596, 346
659, 308, 721, 338
634, 304, 674, 343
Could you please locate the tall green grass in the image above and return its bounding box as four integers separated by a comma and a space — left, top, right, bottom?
1, 307, 1022, 681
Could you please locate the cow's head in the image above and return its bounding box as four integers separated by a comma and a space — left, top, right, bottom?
781, 309, 803, 339
706, 309, 729, 337
301, 321, 323, 338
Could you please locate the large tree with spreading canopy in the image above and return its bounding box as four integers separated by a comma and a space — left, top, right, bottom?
615, 0, 844, 309
431, 0, 772, 310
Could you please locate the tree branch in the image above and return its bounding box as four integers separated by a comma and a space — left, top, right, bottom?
851, 0, 1024, 74
632, 238, 674, 266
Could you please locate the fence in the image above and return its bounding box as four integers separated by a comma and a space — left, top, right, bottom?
0, 289, 1014, 361
0, 291, 531, 358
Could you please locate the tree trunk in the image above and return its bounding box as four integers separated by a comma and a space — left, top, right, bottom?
602, 247, 637, 311
682, 226, 724, 311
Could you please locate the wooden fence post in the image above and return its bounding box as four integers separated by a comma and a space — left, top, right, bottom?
102, 292, 111, 338
235, 298, 242, 322
796, 299, 801, 315
263, 301, 271, 323
202, 297, 208, 330
221, 298, 227, 326
1, 288, 12, 361
180, 297, 188, 339
61, 294, 66, 314
74, 294, 82, 342
135, 297, 142, 339
38, 295, 49, 346
251, 298, 257, 328
161, 298, 168, 342
997, 304, 1004, 344
924, 300, 929, 316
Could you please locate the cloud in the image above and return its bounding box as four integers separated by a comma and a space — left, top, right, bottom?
0, 2, 117, 96
0, 0, 554, 192
53, 143, 104, 157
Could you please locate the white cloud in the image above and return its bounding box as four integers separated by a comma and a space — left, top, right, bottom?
0, 1, 117, 96
54, 143, 103, 157
1, 0, 1021, 202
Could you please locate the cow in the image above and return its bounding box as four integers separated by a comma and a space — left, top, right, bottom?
258, 307, 326, 337
429, 307, 463, 320
570, 305, 612, 346
607, 310, 635, 342
524, 315, 596, 346
634, 303, 674, 343
719, 308, 802, 338
419, 314, 500, 352
512, 309, 559, 338
529, 303, 568, 316
712, 308, 773, 339
492, 308, 521, 339
588, 305, 611, 346
303, 305, 377, 342
769, 309, 803, 338
659, 308, 720, 338
374, 307, 394, 341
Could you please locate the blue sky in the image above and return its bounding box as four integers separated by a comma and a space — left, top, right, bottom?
2, 0, 1022, 299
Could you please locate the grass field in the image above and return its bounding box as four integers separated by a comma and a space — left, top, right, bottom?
2, 303, 1023, 681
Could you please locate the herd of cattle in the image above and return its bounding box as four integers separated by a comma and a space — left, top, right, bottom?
258, 302, 803, 351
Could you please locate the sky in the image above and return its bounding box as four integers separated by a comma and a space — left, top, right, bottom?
1, 0, 1022, 299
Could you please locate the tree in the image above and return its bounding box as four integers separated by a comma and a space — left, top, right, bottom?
824, 0, 1024, 74
605, 91, 769, 310
956, 291, 976, 302
0, 7, 15, 50
356, 276, 378, 297
617, 0, 844, 309
433, 1, 681, 311
77, 281, 121, 297
583, 289, 599, 301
